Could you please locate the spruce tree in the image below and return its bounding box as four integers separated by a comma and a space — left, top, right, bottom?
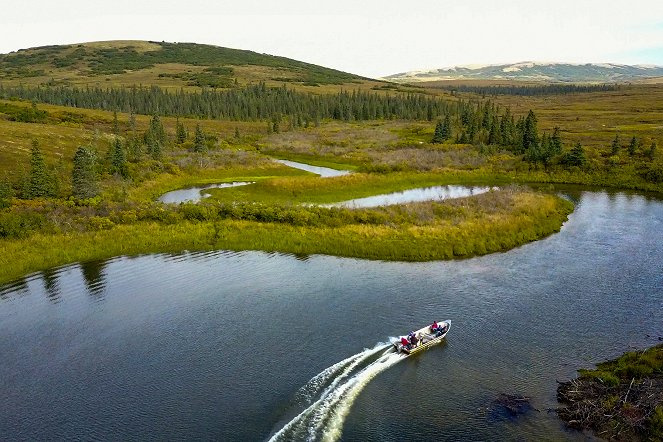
522, 110, 538, 153
234, 127, 240, 140
628, 136, 638, 156
441, 114, 452, 140
431, 120, 445, 143
28, 139, 52, 198
611, 135, 621, 155
565, 142, 586, 167
110, 137, 128, 178
647, 141, 658, 160
193, 124, 206, 153
72, 146, 98, 199
176, 120, 187, 144
550, 127, 563, 156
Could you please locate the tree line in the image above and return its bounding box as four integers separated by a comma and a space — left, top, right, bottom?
437, 83, 620, 97
0, 83, 460, 122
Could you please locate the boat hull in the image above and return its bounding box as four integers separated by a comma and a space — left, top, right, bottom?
394, 320, 450, 355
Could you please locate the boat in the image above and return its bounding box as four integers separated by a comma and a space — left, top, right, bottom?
394, 320, 450, 355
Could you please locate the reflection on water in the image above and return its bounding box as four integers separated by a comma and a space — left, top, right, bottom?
42, 268, 61, 304
1, 190, 662, 441
275, 159, 351, 177
158, 181, 254, 204
80, 260, 107, 300
325, 185, 497, 208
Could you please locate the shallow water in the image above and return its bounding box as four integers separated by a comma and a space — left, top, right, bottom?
324, 185, 497, 208
158, 181, 254, 204
1, 190, 662, 441
275, 159, 351, 177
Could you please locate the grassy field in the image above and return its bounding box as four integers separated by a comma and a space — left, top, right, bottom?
0, 188, 572, 284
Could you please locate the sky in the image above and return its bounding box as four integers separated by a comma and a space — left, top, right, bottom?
2, 0, 663, 78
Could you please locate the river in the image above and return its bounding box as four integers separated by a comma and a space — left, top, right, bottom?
1, 189, 662, 441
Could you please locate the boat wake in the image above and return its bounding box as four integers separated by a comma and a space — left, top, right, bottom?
268, 340, 406, 442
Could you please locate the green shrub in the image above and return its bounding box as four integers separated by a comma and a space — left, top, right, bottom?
0, 211, 48, 238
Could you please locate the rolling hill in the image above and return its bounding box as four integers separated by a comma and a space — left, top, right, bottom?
0, 40, 374, 90
384, 62, 663, 83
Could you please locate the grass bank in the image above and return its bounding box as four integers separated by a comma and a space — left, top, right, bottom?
557, 344, 663, 441
0, 189, 572, 285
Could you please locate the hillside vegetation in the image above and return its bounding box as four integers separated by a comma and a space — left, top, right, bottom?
0, 40, 379, 91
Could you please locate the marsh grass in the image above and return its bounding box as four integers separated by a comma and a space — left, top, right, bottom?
0, 189, 572, 284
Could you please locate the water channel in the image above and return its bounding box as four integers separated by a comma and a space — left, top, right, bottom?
1, 189, 662, 441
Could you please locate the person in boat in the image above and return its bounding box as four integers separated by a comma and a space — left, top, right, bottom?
435, 322, 448, 337
400, 336, 411, 350
409, 332, 419, 347
431, 321, 440, 333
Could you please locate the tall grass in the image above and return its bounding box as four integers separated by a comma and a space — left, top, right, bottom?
0, 190, 572, 284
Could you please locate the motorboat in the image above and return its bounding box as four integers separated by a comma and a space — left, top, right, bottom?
394, 320, 450, 355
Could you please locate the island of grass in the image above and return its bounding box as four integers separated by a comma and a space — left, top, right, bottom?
557, 344, 663, 441
0, 173, 573, 285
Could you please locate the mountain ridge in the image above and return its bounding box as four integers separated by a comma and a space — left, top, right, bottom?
384, 62, 663, 83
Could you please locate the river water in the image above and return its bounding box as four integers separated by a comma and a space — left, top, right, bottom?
1, 189, 662, 441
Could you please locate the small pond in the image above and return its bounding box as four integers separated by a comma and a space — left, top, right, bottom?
324, 185, 497, 208
158, 182, 254, 204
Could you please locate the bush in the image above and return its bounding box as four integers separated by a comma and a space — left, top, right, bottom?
0, 211, 48, 239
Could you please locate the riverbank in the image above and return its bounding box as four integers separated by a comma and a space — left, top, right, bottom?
557, 344, 663, 441
0, 189, 572, 285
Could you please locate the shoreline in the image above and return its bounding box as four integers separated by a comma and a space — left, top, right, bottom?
1, 190, 572, 285
557, 344, 663, 441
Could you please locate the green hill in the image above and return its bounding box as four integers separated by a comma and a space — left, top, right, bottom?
0, 40, 371, 90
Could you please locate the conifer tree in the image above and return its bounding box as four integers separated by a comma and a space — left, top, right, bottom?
234, 127, 240, 139
193, 124, 206, 153
628, 136, 638, 156
110, 137, 128, 178
72, 146, 98, 199
176, 119, 187, 144
611, 135, 621, 155
565, 142, 586, 167
441, 114, 452, 140
522, 110, 538, 153
647, 141, 658, 160
432, 120, 445, 144
550, 127, 563, 156
28, 139, 52, 198
148, 138, 162, 160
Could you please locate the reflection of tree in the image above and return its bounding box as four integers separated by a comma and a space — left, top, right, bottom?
42, 269, 61, 303
0, 278, 29, 301
293, 253, 310, 262
81, 260, 107, 300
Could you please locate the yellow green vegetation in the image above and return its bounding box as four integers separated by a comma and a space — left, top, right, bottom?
557, 344, 663, 441
0, 187, 572, 284
0, 40, 385, 92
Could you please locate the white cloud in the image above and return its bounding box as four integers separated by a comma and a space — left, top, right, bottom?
1, 0, 662, 77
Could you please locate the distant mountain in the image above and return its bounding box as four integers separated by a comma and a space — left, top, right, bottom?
384, 62, 663, 83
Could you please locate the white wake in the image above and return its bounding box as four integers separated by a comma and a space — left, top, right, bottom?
268, 339, 406, 442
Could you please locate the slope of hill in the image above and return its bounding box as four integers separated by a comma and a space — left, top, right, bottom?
0, 40, 371, 90
384, 62, 663, 83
